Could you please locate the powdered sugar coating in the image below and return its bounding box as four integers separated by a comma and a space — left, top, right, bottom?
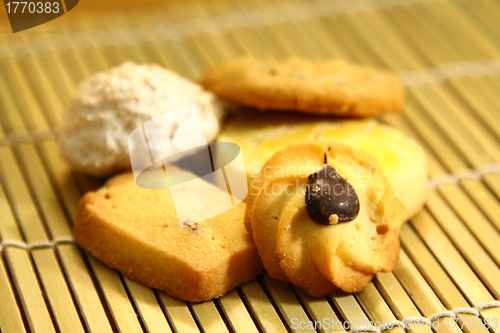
59, 62, 224, 177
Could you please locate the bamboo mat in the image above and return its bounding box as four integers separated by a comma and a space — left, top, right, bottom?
1, 0, 500, 332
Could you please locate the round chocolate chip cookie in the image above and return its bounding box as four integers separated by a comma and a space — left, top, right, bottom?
200, 57, 405, 117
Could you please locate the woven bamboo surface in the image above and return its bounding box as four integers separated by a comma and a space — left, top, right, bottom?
1, 0, 500, 332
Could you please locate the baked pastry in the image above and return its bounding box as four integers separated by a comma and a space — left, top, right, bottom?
73, 167, 263, 302
247, 143, 406, 297
200, 57, 405, 117
218, 112, 427, 220
59, 61, 224, 177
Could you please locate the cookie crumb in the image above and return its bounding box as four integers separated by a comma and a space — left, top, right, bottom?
328, 214, 339, 225
182, 220, 199, 230
376, 225, 389, 235
170, 123, 179, 140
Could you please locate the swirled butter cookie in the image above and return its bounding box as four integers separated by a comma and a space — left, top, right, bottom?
219, 112, 427, 220
247, 143, 406, 296
200, 57, 405, 116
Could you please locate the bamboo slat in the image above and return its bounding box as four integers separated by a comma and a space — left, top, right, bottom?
32, 45, 76, 101
262, 274, 316, 333
218, 289, 260, 333
24, 139, 137, 333
343, 8, 498, 170
87, 256, 144, 333
0, 146, 49, 242
293, 287, 346, 333
0, 145, 87, 332
355, 283, 407, 333
157, 291, 200, 333
0, 182, 26, 332
410, 211, 497, 303
385, 5, 500, 141
13, 52, 64, 128
30, 249, 85, 333
124, 277, 173, 333
191, 301, 230, 333
0, 57, 51, 132
0, 73, 29, 134
5, 247, 56, 333
400, 224, 500, 333
394, 251, 483, 333
425, 190, 500, 298
483, 174, 500, 202
15, 143, 73, 238
37, 140, 83, 221
0, 176, 24, 240
240, 280, 288, 333
380, 115, 447, 178
57, 244, 114, 333
373, 273, 433, 333
437, 184, 500, 265
330, 294, 376, 332
457, 178, 500, 238
0, 254, 25, 332
404, 104, 469, 173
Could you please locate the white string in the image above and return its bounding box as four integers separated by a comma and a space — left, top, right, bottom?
0, 129, 58, 145
477, 301, 500, 311
453, 307, 480, 317
427, 163, 500, 189
429, 310, 456, 323
0, 237, 76, 252
400, 58, 500, 87
0, 0, 459, 60
1, 236, 498, 330
350, 301, 500, 333
0, 129, 499, 187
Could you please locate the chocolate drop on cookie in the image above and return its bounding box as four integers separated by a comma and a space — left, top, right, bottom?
305, 165, 359, 225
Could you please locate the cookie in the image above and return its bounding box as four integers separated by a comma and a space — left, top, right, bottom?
248, 143, 406, 296
200, 57, 405, 116
73, 167, 263, 302
59, 61, 224, 177
218, 112, 427, 220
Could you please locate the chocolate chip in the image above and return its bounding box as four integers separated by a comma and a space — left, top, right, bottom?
269, 68, 277, 75
305, 165, 359, 225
